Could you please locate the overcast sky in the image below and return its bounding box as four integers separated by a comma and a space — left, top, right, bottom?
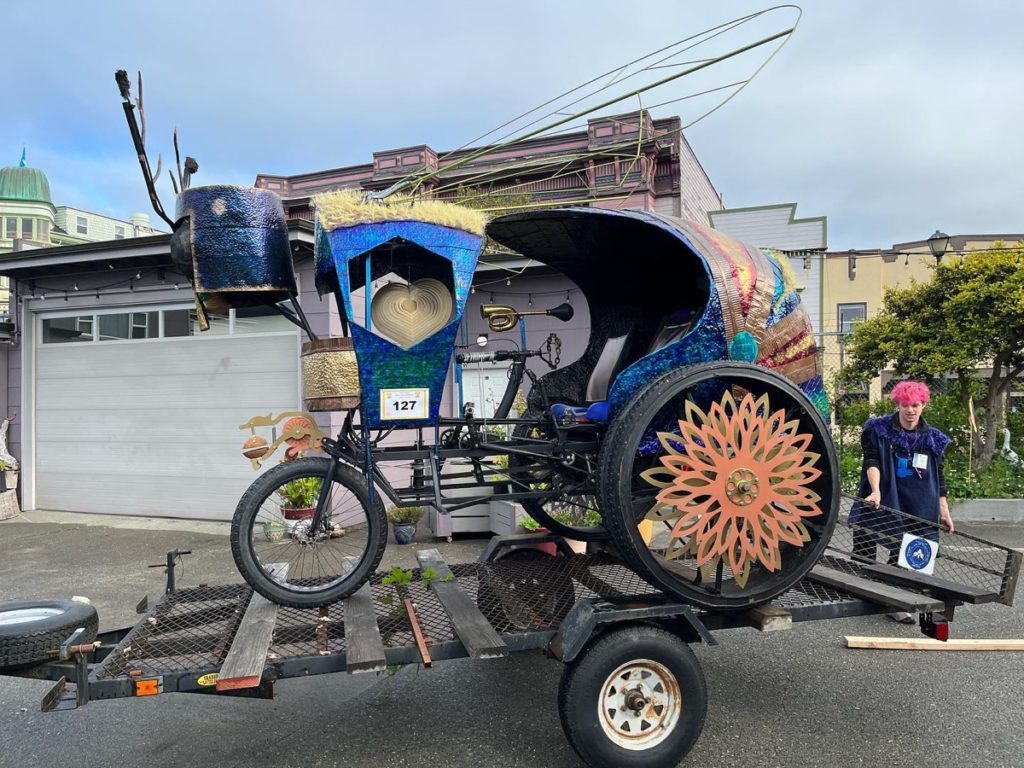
4, 0, 1021, 249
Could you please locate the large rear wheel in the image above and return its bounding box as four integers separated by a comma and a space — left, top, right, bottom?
599, 362, 838, 610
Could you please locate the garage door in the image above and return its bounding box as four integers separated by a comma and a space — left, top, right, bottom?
34, 306, 299, 520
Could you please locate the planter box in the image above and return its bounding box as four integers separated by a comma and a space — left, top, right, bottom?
424, 459, 494, 538
489, 500, 525, 535
0, 489, 19, 521
949, 498, 1024, 524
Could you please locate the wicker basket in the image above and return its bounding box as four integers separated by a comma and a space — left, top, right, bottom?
301, 337, 361, 411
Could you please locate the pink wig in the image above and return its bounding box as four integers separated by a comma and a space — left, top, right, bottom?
891, 381, 931, 406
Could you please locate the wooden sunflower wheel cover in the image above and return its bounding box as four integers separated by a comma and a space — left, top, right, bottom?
598, 363, 839, 610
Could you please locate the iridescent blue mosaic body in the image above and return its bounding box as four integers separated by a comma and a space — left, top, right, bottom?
174, 185, 295, 296
318, 220, 482, 427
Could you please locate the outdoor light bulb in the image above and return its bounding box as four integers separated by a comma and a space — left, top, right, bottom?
135, 272, 141, 280
73, 282, 79, 291
476, 334, 489, 347
506, 278, 511, 286
528, 294, 533, 307
173, 283, 180, 290
40, 293, 46, 300
471, 286, 476, 294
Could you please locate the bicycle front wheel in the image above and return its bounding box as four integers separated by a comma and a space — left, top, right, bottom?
231, 457, 387, 608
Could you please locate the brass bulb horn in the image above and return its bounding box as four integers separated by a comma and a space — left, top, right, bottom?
480, 302, 574, 333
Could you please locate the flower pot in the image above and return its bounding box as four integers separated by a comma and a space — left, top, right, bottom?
2, 471, 17, 492
263, 520, 286, 542
392, 522, 417, 545
282, 505, 315, 521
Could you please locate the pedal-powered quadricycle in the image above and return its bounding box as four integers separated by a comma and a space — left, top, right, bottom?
160, 180, 838, 612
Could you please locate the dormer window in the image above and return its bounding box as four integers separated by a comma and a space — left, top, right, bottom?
76, 216, 87, 234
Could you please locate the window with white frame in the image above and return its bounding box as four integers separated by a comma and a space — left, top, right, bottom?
21, 219, 32, 239
114, 225, 125, 240
837, 303, 867, 335
40, 305, 296, 344
4, 218, 14, 240
76, 216, 88, 235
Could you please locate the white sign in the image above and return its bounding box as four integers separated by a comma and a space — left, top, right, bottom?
898, 534, 938, 575
380, 388, 429, 420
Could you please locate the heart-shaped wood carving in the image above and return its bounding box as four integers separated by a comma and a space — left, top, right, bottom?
371, 278, 454, 348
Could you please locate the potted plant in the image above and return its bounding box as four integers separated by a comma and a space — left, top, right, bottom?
277, 476, 320, 520
387, 505, 424, 545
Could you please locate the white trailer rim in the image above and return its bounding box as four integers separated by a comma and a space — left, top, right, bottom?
598, 657, 682, 750
0, 607, 64, 627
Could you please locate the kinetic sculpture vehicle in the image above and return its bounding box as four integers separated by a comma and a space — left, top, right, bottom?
110, 6, 837, 613
120, 150, 839, 611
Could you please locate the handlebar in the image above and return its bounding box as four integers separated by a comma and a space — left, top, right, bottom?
456, 349, 539, 364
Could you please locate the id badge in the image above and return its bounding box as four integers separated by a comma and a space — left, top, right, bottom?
912, 453, 929, 470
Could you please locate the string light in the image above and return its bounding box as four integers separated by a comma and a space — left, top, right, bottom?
528, 294, 533, 307
505, 278, 511, 286
73, 282, 79, 291
470, 286, 475, 294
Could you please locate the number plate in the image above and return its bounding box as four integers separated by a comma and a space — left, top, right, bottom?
380, 388, 429, 420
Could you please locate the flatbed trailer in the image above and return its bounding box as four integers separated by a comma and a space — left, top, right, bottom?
7, 503, 1020, 768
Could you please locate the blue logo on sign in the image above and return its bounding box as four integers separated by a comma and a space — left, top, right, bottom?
905, 538, 933, 571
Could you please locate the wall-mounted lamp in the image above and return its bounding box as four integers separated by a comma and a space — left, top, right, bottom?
847, 250, 857, 281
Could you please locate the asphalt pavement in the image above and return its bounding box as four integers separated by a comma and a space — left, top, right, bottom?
1, 512, 1021, 768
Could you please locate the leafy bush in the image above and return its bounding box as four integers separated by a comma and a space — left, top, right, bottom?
278, 477, 320, 507
386, 505, 424, 524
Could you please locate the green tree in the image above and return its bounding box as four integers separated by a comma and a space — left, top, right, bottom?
840, 243, 1024, 470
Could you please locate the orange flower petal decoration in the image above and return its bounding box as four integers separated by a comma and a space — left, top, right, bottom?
643, 390, 823, 587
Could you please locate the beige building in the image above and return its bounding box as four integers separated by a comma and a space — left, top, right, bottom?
823, 233, 1024, 399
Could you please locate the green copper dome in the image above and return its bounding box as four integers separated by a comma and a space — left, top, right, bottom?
0, 152, 52, 204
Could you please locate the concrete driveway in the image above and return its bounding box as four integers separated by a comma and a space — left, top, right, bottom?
1, 512, 1021, 768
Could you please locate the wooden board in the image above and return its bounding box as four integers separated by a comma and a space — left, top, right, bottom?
746, 603, 792, 632
343, 582, 387, 674
845, 636, 1024, 651
808, 565, 945, 612
861, 562, 999, 604
216, 563, 287, 691
416, 549, 508, 659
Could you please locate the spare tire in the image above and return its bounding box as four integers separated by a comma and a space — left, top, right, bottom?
0, 599, 99, 670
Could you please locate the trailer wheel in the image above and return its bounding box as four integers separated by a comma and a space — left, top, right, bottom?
558, 624, 706, 768
0, 599, 99, 671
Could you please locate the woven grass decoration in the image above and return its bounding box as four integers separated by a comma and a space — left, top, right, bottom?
314, 189, 487, 236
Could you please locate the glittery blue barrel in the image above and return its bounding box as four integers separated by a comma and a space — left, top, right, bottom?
173, 185, 297, 303
318, 220, 483, 427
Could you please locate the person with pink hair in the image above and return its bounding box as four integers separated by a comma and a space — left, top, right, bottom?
849, 381, 953, 623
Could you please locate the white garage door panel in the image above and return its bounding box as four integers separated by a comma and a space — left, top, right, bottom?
37, 371, 298, 410
36, 472, 255, 518
35, 332, 299, 519
36, 338, 297, 378
35, 408, 287, 444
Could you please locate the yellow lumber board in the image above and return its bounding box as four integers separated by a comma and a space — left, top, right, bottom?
845, 636, 1024, 651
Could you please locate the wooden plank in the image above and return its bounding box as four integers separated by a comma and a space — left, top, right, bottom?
845, 636, 1024, 652
861, 563, 999, 604
416, 549, 508, 659
216, 564, 287, 691
343, 583, 387, 674
746, 603, 792, 632
404, 598, 432, 667
808, 565, 945, 612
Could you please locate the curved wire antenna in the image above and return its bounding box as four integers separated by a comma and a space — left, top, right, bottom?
377, 5, 801, 208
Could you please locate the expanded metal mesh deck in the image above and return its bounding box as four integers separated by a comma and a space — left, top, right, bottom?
94, 553, 864, 680
93, 496, 1018, 682
829, 493, 1018, 597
